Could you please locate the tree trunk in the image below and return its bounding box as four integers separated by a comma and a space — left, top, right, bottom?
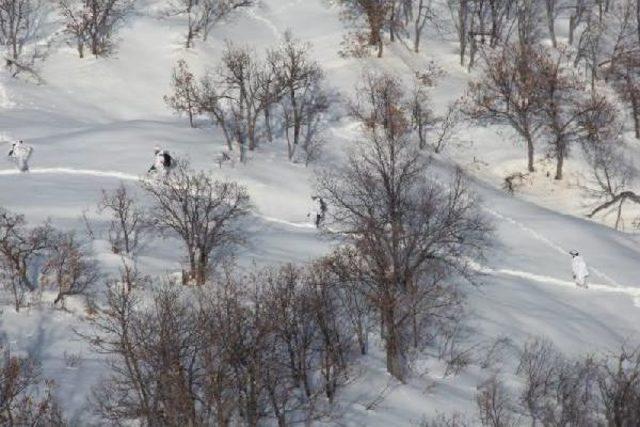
188, 251, 196, 284
382, 305, 405, 381
631, 89, 640, 139
264, 107, 272, 142
12, 280, 20, 312
526, 132, 535, 172
188, 110, 194, 128
77, 39, 84, 59
569, 15, 576, 45
546, 2, 557, 47
54, 292, 64, 305
637, 0, 640, 45
196, 252, 208, 286
555, 139, 565, 180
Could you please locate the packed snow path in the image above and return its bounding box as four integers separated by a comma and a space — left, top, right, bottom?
0, 167, 140, 181
0, 167, 638, 307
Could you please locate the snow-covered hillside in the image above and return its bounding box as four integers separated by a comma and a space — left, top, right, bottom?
1, 0, 640, 425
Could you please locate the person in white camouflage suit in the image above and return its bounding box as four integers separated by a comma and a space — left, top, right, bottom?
570, 250, 589, 288
7, 140, 33, 172
148, 146, 174, 177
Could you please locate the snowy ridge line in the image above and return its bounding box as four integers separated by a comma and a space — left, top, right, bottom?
0, 168, 140, 181
482, 206, 621, 288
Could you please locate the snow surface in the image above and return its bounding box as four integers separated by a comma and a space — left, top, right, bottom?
0, 0, 639, 424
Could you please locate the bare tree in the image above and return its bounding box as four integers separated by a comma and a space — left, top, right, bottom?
408, 76, 435, 150
197, 70, 236, 151
324, 247, 373, 356
269, 32, 328, 161
584, 142, 640, 229
516, 337, 563, 426
83, 282, 202, 425
337, 0, 393, 58
537, 47, 611, 180
306, 259, 355, 403
97, 183, 147, 257
476, 375, 516, 427
0, 344, 65, 426
468, 44, 544, 172
0, 0, 48, 78
544, 0, 560, 47
592, 0, 640, 138
0, 208, 53, 312
215, 42, 272, 160
57, 0, 134, 58
167, 0, 253, 48
142, 160, 251, 285
41, 231, 100, 306
515, 0, 545, 47
84, 261, 358, 425
351, 69, 436, 150
541, 356, 600, 427
569, 0, 593, 44
411, 0, 436, 53
448, 0, 470, 66
598, 345, 640, 426
317, 76, 491, 380
165, 59, 200, 128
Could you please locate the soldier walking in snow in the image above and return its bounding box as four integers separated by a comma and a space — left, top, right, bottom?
570, 250, 589, 288
7, 140, 33, 172
308, 196, 327, 228
148, 146, 174, 177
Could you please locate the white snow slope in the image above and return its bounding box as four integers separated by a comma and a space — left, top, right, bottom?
0, 0, 639, 425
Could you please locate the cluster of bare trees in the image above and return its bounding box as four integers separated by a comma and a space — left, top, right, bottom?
0, 0, 136, 78
336, 0, 443, 57
165, 33, 331, 164
460, 0, 640, 229
474, 337, 640, 426
423, 337, 640, 426
349, 68, 452, 151
0, 342, 65, 426
166, 0, 253, 48
57, 0, 135, 58
464, 0, 640, 180
0, 160, 250, 310
0, 207, 101, 311
470, 44, 622, 180
318, 68, 491, 381
0, 0, 50, 78
84, 261, 361, 426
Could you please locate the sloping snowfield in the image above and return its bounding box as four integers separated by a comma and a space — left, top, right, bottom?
1, 0, 640, 424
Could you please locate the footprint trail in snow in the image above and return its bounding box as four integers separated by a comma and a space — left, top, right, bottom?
2, 167, 639, 307
0, 168, 140, 181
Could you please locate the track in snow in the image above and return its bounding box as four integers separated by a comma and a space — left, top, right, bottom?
483, 207, 622, 288
475, 263, 640, 307
0, 168, 140, 181
2, 166, 638, 305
